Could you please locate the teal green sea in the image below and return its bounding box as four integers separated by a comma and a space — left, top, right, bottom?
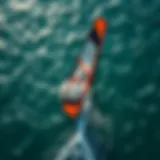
0, 0, 160, 160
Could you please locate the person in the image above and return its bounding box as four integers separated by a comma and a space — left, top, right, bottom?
59, 79, 85, 101
59, 66, 87, 101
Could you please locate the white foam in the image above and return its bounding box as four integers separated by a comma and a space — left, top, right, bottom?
136, 84, 156, 98
0, 75, 9, 84
37, 46, 47, 56
66, 32, 76, 45
54, 60, 63, 70
9, 0, 36, 11
45, 2, 62, 17
0, 11, 6, 23
72, 0, 81, 10
92, 7, 102, 18
107, 0, 121, 8
23, 31, 33, 42
38, 27, 52, 39
70, 15, 79, 25
0, 38, 7, 49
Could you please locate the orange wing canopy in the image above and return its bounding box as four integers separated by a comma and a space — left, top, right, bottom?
63, 102, 81, 118
94, 17, 107, 40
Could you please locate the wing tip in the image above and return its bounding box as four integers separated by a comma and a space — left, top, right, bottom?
63, 102, 81, 118
94, 17, 107, 39
89, 17, 107, 45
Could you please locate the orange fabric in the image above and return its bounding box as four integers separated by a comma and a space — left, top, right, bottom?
63, 103, 81, 118
94, 18, 107, 39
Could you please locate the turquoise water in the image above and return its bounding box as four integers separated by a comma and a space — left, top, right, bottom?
0, 0, 160, 160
